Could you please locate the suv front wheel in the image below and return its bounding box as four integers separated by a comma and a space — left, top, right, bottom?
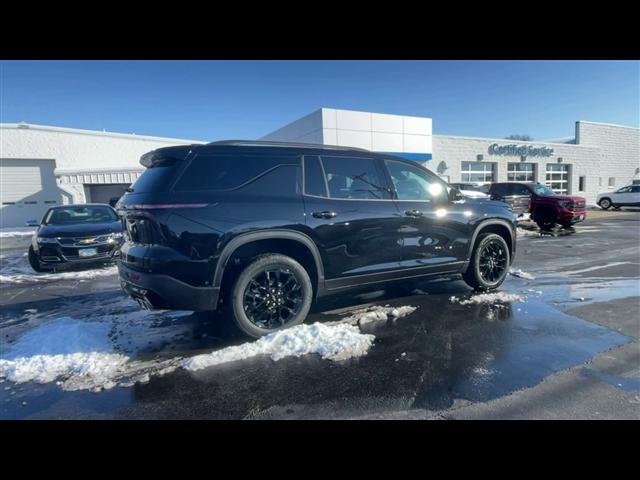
463, 233, 510, 291
228, 254, 313, 338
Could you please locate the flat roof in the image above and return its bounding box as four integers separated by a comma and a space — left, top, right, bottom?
0, 122, 206, 144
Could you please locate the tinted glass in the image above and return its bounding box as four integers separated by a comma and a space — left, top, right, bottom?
492, 184, 510, 196
131, 163, 181, 193
174, 155, 294, 191
45, 206, 118, 225
321, 156, 390, 200
384, 160, 445, 201
304, 156, 327, 197
512, 184, 532, 195
632, 186, 640, 192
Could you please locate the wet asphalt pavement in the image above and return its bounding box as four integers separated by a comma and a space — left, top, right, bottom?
1, 211, 639, 419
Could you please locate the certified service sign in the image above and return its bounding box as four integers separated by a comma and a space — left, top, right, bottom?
489, 144, 554, 157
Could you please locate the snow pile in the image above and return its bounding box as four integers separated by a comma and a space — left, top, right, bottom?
334, 305, 418, 326
0, 228, 36, 239
450, 292, 526, 305
509, 268, 536, 280
0, 318, 131, 390
0, 252, 117, 284
183, 322, 375, 371
516, 227, 540, 238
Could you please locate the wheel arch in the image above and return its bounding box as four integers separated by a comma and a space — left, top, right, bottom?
212, 230, 325, 300
465, 219, 515, 264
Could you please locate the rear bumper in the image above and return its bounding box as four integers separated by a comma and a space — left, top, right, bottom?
118, 261, 219, 311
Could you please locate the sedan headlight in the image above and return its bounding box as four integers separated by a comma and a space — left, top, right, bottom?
37, 237, 57, 244
108, 232, 124, 242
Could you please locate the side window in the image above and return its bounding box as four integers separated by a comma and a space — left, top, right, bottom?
320, 156, 391, 200
512, 184, 532, 196
492, 184, 509, 197
632, 186, 640, 193
303, 156, 327, 197
384, 159, 445, 201
174, 154, 293, 191
617, 186, 631, 193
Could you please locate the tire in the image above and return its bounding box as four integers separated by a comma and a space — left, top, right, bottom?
28, 246, 45, 273
534, 209, 556, 230
463, 233, 510, 291
228, 254, 313, 338
599, 198, 612, 210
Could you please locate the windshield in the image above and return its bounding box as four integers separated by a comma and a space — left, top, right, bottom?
44, 206, 118, 225
531, 184, 556, 196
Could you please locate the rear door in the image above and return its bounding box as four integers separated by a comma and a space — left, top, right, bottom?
302, 155, 402, 286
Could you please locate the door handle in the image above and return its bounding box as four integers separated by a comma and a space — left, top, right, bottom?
312, 211, 338, 219
404, 209, 423, 217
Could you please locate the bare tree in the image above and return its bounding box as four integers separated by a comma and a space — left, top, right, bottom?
505, 134, 533, 141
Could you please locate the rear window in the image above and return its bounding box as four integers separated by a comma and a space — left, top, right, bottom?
174, 154, 295, 191
130, 163, 181, 193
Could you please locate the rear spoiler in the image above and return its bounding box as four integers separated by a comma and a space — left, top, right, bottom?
140, 145, 195, 168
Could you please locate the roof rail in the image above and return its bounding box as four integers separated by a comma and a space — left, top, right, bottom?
206, 139, 371, 152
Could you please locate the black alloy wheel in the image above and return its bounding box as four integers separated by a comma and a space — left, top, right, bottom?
478, 239, 508, 283
243, 267, 304, 329
229, 254, 313, 338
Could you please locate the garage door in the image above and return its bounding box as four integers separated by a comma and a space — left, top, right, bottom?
0, 159, 62, 228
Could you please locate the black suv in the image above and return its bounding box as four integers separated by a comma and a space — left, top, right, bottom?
117, 141, 517, 337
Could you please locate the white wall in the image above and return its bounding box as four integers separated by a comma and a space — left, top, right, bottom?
261, 108, 433, 156
576, 121, 640, 189
1, 123, 204, 174
432, 135, 603, 204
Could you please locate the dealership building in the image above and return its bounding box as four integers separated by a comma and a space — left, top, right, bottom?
1, 108, 639, 227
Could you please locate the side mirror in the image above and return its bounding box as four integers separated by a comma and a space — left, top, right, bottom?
25, 220, 39, 227
448, 188, 465, 202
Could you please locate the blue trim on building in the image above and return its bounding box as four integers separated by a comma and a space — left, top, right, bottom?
381, 152, 432, 161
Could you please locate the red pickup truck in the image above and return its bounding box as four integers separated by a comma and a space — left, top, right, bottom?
487, 182, 587, 230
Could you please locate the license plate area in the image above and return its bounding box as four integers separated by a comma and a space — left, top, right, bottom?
78, 247, 98, 257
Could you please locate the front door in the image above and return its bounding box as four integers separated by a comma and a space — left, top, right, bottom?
383, 158, 469, 270
302, 155, 402, 288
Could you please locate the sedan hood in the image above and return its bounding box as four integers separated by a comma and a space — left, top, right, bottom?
38, 221, 123, 238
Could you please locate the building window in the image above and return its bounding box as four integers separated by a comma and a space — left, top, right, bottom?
545, 164, 570, 194
507, 162, 536, 182
608, 177, 616, 187
461, 162, 495, 183
598, 177, 603, 187
578, 176, 586, 192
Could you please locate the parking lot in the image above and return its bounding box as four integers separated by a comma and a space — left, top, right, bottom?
1, 210, 639, 420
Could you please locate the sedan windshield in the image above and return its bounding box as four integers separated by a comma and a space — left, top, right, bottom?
531, 184, 556, 196
44, 206, 118, 225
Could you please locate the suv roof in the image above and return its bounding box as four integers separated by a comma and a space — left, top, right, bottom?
140, 141, 389, 168
206, 140, 370, 152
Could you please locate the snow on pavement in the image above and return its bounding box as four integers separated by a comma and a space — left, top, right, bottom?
450, 292, 526, 305
183, 322, 375, 371
0, 252, 117, 284
0, 227, 36, 239
516, 227, 540, 238
335, 305, 418, 326
1, 298, 420, 390
509, 268, 536, 280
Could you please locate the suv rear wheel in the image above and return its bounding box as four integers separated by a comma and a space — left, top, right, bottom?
228, 254, 313, 338
462, 233, 510, 291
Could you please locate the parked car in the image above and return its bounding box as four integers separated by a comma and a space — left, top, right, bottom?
449, 182, 490, 199
117, 141, 517, 338
26, 204, 124, 272
596, 185, 640, 210
488, 182, 586, 230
